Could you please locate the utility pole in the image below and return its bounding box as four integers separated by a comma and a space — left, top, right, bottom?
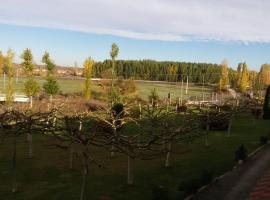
185, 75, 189, 95
180, 75, 183, 105
202, 74, 205, 102
16, 68, 19, 84
3, 72, 6, 90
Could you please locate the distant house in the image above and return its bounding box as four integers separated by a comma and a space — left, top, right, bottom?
16, 63, 83, 77
0, 94, 29, 103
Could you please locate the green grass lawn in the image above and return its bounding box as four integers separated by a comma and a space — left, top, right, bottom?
0, 77, 213, 101
0, 114, 269, 200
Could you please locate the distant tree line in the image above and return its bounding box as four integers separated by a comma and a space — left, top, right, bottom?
1, 46, 270, 98
92, 60, 225, 84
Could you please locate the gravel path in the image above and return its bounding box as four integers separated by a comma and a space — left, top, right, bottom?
192, 145, 270, 200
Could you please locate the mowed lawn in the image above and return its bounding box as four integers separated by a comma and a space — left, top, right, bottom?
0, 77, 213, 101
0, 114, 269, 200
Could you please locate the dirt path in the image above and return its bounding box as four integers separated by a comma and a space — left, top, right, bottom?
192, 145, 270, 200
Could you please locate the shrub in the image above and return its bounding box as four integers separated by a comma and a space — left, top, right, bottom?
130, 106, 141, 118
148, 88, 159, 106
219, 105, 232, 111
201, 111, 229, 131
112, 102, 124, 116
152, 185, 170, 200
263, 85, 270, 119
177, 105, 187, 113
85, 100, 106, 111
178, 179, 199, 195
252, 108, 262, 119
235, 145, 247, 162
260, 136, 268, 145
200, 169, 214, 185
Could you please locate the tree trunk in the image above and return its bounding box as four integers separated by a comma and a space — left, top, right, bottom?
3, 73, 6, 90
165, 142, 172, 167
50, 95, 53, 104
127, 156, 133, 185
12, 135, 18, 193
111, 128, 116, 157
30, 96, 33, 108
27, 133, 33, 158
111, 144, 115, 157
79, 121, 82, 131
180, 78, 183, 105
80, 156, 89, 200
139, 103, 142, 119
185, 75, 189, 95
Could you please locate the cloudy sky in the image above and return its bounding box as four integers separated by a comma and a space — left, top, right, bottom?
0, 0, 269, 69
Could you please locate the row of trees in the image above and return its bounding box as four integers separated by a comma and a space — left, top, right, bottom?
0, 49, 60, 107
219, 60, 270, 92
92, 59, 222, 84
0, 43, 124, 106
1, 45, 270, 104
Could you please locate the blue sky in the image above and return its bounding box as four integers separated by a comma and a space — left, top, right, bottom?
0, 0, 270, 70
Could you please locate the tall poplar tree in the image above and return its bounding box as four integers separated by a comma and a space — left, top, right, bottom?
263, 85, 270, 119
0, 51, 4, 73
219, 59, 229, 91
236, 63, 243, 88
83, 57, 94, 100
239, 63, 249, 92
0, 52, 4, 93
110, 43, 120, 104
258, 64, 270, 87
21, 48, 40, 108
3, 49, 15, 108
42, 52, 59, 103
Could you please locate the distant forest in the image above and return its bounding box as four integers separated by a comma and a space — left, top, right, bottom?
92, 59, 234, 84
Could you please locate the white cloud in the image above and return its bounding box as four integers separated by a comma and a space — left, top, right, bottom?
0, 0, 269, 42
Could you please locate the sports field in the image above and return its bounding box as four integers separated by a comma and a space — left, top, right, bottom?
0, 77, 214, 101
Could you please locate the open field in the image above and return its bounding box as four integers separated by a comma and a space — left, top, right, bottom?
0, 113, 269, 200
0, 77, 214, 101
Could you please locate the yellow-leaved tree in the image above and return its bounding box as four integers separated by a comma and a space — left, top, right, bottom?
258, 64, 270, 87
0, 52, 4, 93
249, 70, 257, 90
83, 57, 94, 100
219, 59, 229, 91
239, 63, 249, 92
167, 65, 178, 82
3, 49, 15, 108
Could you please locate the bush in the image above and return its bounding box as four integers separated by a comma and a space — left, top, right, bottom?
112, 102, 124, 116
152, 185, 170, 200
85, 100, 106, 111
252, 108, 262, 119
130, 106, 141, 118
235, 145, 247, 162
200, 169, 214, 185
177, 105, 187, 113
148, 88, 159, 106
178, 179, 199, 195
263, 85, 270, 119
219, 105, 232, 111
201, 111, 229, 131
260, 136, 268, 145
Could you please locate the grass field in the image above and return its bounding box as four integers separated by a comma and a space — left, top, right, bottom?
0, 77, 214, 101
0, 114, 269, 200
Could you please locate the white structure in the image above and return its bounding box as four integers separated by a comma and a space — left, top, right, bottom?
0, 94, 29, 103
